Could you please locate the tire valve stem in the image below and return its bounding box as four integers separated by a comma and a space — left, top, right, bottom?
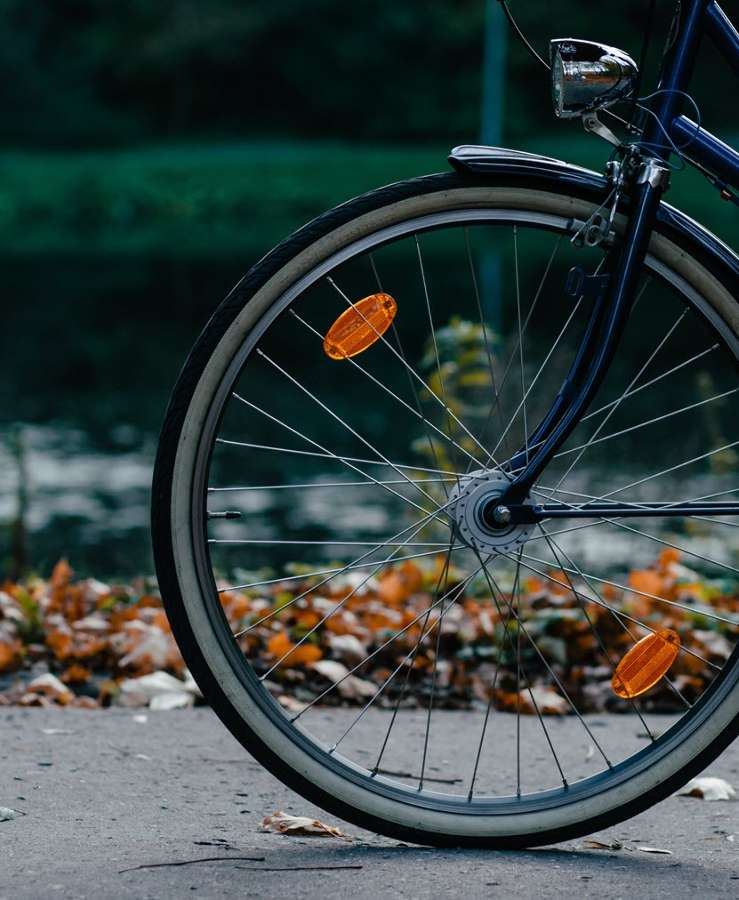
207, 510, 242, 520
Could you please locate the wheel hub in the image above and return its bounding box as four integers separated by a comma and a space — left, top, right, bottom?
449, 469, 535, 555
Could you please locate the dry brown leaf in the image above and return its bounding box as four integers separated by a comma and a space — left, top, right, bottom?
583, 838, 622, 850
262, 811, 351, 841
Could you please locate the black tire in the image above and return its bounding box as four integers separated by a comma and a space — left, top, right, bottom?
152, 169, 739, 848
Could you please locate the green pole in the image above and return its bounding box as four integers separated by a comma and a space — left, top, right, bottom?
481, 0, 506, 146
480, 0, 507, 329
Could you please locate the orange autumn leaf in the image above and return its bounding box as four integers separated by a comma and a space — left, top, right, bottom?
267, 631, 293, 658
50, 558, 73, 591
324, 614, 354, 636
61, 663, 91, 684
658, 547, 681, 571
46, 629, 73, 661
378, 570, 406, 604
546, 570, 570, 594
287, 644, 323, 666
0, 639, 21, 673
266, 631, 322, 667
398, 560, 423, 593
628, 569, 664, 597
294, 610, 321, 630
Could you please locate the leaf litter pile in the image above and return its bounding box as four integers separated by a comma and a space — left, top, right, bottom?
0, 549, 736, 713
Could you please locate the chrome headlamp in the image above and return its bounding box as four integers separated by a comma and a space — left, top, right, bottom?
550, 39, 638, 119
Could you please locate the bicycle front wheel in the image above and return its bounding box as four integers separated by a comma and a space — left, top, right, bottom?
152, 170, 739, 847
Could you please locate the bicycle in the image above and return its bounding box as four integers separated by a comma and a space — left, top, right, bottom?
151, 0, 739, 847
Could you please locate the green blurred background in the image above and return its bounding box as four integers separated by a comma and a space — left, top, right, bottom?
0, 0, 736, 577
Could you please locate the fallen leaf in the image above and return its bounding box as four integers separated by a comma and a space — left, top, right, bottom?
119, 670, 199, 708
583, 838, 622, 850
523, 685, 568, 715
24, 673, 73, 705
262, 811, 351, 841
678, 776, 736, 801
150, 691, 194, 711
636, 846, 672, 855
277, 695, 308, 713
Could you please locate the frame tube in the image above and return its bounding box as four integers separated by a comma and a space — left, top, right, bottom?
672, 116, 739, 188
707, 2, 739, 75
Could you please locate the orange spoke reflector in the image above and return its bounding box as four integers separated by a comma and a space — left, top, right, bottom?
611, 628, 680, 699
323, 293, 397, 360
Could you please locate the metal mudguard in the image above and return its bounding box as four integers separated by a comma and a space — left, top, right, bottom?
449, 144, 600, 183
448, 144, 738, 280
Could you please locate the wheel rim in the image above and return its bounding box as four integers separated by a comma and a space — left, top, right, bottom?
177, 198, 739, 822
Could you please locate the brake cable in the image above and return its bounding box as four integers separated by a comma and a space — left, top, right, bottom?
495, 0, 550, 70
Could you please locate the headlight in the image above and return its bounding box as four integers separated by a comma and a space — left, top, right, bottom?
550, 39, 638, 119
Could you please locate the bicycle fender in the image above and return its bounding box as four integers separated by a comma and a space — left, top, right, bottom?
449, 144, 738, 285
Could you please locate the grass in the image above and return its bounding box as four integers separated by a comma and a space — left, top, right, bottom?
0, 137, 735, 257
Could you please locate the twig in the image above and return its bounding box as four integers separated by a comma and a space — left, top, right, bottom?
118, 856, 265, 873
235, 865, 363, 872
375, 768, 461, 785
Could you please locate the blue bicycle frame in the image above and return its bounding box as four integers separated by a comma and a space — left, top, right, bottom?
655, 0, 739, 191
480, 0, 739, 525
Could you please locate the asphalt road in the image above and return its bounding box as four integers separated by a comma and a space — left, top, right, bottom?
1, 707, 737, 899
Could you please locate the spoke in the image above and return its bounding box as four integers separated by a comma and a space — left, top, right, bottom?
417, 536, 454, 791
333, 543, 458, 761
529, 484, 739, 554
229, 392, 449, 524
540, 443, 739, 511
290, 561, 487, 722
537, 483, 739, 508
260, 515, 462, 678
216, 438, 459, 477
582, 343, 719, 423
210, 538, 455, 547
255, 350, 451, 519
538, 526, 662, 731
488, 295, 584, 461
518, 548, 738, 630
326, 275, 497, 466
513, 226, 529, 468
464, 227, 511, 456
209, 477, 456, 492
539, 526, 690, 712
221, 546, 465, 594
414, 234, 468, 481
371, 549, 456, 774
370, 251, 454, 501
597, 440, 739, 502
479, 555, 612, 766
290, 309, 485, 470
479, 235, 562, 450
506, 551, 719, 676
589, 516, 739, 578
332, 576, 468, 761
513, 551, 523, 795
467, 555, 567, 799
232, 498, 455, 637
551, 291, 682, 492
554, 387, 738, 461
